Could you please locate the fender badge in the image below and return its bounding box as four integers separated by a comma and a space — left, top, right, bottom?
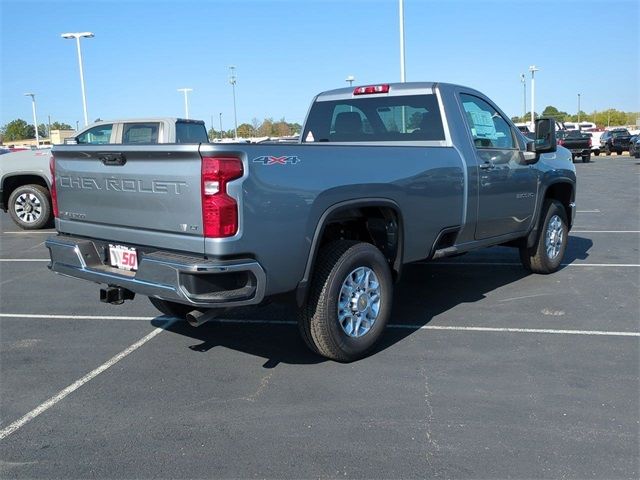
253, 155, 300, 165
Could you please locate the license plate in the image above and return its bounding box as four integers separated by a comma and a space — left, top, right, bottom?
108, 244, 138, 271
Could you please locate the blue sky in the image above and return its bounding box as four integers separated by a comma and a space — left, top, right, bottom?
1, 0, 638, 130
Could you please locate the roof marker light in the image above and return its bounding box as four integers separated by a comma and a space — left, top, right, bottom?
353, 84, 390, 95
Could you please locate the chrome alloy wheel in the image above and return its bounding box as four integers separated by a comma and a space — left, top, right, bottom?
545, 214, 564, 260
14, 192, 42, 224
337, 266, 381, 338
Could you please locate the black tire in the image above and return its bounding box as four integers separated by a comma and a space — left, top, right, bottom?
617, 150, 623, 155
8, 184, 52, 230
581, 154, 590, 163
149, 297, 193, 319
299, 240, 393, 362
593, 150, 600, 156
519, 199, 568, 274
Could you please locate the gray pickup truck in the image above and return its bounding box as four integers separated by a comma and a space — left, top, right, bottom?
46, 82, 576, 361
0, 118, 207, 229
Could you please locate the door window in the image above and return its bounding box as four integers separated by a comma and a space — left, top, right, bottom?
460, 94, 515, 149
76, 124, 113, 144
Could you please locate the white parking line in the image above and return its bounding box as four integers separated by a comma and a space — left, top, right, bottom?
1, 231, 53, 234
418, 262, 640, 267
0, 319, 175, 441
0, 259, 49, 262
576, 209, 601, 213
0, 313, 156, 321
1, 314, 637, 338
572, 230, 640, 233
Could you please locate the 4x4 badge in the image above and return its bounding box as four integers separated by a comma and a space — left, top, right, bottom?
253, 155, 300, 165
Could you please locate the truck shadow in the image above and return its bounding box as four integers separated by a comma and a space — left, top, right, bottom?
152, 235, 593, 367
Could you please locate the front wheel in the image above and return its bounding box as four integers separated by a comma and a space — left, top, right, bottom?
519, 200, 568, 274
593, 150, 600, 156
299, 240, 393, 362
617, 150, 623, 155
582, 154, 590, 163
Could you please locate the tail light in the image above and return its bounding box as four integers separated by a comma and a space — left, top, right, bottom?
201, 156, 243, 237
557, 139, 565, 146
588, 138, 592, 147
49, 155, 59, 218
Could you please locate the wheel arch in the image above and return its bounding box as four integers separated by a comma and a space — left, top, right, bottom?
1, 173, 51, 212
525, 179, 575, 248
295, 198, 404, 307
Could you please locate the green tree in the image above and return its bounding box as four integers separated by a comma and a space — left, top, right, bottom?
38, 123, 48, 138
236, 123, 253, 138
1, 119, 35, 141
51, 121, 73, 130
258, 118, 274, 137
541, 106, 568, 122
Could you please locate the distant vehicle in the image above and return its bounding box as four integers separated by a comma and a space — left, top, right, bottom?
1, 118, 209, 230
563, 121, 597, 132
600, 128, 632, 155
557, 130, 592, 162
628, 135, 640, 158
0, 148, 11, 155
64, 118, 209, 145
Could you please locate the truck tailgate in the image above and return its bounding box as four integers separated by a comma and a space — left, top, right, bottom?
52, 145, 205, 254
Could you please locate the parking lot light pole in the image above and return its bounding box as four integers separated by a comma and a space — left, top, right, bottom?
229, 66, 238, 140
399, 0, 406, 82
177, 88, 193, 119
346, 75, 355, 87
61, 32, 94, 127
24, 93, 39, 147
529, 65, 539, 125
577, 93, 581, 123
520, 74, 526, 121
219, 112, 223, 140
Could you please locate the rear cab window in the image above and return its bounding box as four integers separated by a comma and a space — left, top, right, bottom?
122, 123, 160, 144
302, 94, 445, 143
176, 121, 209, 143
76, 124, 114, 144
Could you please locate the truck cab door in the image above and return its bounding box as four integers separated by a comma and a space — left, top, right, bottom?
459, 93, 538, 240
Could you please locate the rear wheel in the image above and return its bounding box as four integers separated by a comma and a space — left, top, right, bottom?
581, 154, 590, 163
617, 150, 623, 155
593, 150, 600, 156
519, 199, 568, 274
149, 297, 193, 319
8, 184, 52, 230
299, 240, 393, 362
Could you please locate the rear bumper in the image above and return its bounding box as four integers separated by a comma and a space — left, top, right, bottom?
45, 235, 266, 308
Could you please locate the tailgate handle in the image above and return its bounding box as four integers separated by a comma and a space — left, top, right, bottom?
99, 153, 127, 166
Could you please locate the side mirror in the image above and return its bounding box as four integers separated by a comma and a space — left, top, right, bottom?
534, 117, 557, 153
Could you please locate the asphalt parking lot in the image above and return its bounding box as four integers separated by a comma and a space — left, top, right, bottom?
0, 154, 638, 479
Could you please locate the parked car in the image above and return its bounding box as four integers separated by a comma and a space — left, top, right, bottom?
600, 128, 632, 155
629, 135, 640, 158
46, 82, 575, 361
1, 118, 208, 230
557, 130, 592, 162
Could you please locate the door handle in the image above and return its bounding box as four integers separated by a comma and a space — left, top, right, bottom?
479, 161, 494, 170
99, 153, 127, 166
